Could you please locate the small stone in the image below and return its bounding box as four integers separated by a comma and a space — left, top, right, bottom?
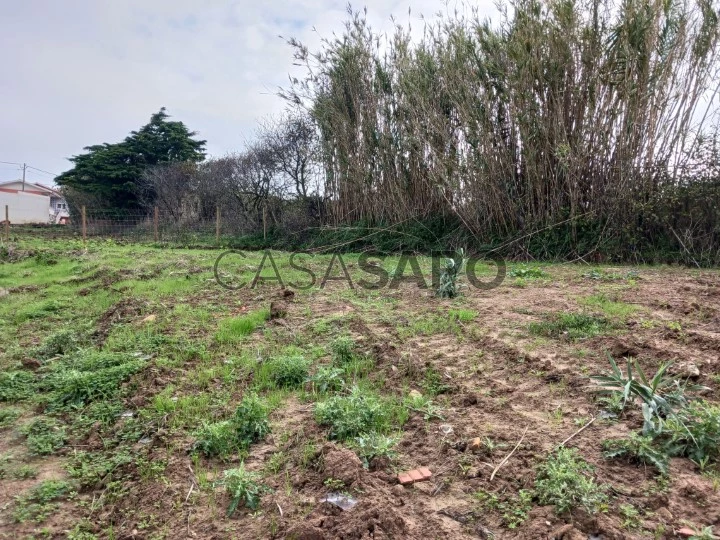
677, 527, 697, 537
656, 507, 673, 522
469, 437, 482, 452
409, 389, 422, 399
465, 467, 480, 478
142, 314, 157, 323
391, 484, 405, 496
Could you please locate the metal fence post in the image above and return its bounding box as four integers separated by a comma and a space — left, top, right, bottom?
154, 206, 159, 242
216, 206, 221, 243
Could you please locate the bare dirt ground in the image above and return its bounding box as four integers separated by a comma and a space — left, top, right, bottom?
1, 242, 719, 539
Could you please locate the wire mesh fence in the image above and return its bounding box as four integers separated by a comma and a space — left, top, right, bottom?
1, 205, 260, 246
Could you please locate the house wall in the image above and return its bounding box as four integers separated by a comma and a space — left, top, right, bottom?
0, 191, 50, 224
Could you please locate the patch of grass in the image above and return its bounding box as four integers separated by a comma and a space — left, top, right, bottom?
13, 465, 39, 479
33, 328, 84, 360
215, 309, 270, 344
530, 312, 610, 340
581, 293, 638, 320
193, 420, 242, 459
0, 406, 22, 428
602, 434, 669, 474
422, 366, 452, 396
315, 387, 405, 441
535, 447, 608, 514
42, 350, 147, 410
20, 417, 67, 456
257, 355, 311, 390
220, 464, 270, 515
13, 480, 74, 523
0, 370, 36, 402
449, 308, 477, 322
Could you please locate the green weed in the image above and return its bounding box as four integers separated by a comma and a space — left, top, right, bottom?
13, 480, 74, 523
315, 387, 404, 441
535, 448, 607, 514
220, 464, 270, 515
350, 432, 400, 468
20, 417, 67, 456
602, 434, 669, 474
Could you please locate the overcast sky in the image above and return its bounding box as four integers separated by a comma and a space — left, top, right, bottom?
0, 0, 497, 185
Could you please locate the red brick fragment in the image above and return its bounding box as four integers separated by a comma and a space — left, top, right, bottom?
677, 527, 697, 538
397, 473, 413, 485
417, 467, 432, 480
408, 469, 424, 482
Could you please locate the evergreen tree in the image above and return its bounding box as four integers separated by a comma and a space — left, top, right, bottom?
56, 108, 206, 209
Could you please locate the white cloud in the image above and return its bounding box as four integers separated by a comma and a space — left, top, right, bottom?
0, 0, 495, 184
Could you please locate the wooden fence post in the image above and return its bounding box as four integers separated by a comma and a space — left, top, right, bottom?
81, 206, 87, 245
154, 206, 159, 242
4, 205, 8, 243
216, 206, 220, 243
263, 204, 267, 241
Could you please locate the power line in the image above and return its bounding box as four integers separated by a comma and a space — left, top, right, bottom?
26, 165, 58, 177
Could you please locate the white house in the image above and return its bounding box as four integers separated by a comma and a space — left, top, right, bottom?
0, 180, 70, 224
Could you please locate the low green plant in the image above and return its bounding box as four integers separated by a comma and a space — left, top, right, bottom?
193, 420, 240, 458
308, 366, 345, 394
331, 336, 357, 365
619, 503, 641, 529
436, 249, 466, 298
422, 366, 452, 396
13, 465, 38, 479
0, 406, 21, 428
351, 432, 400, 468
315, 387, 402, 441
530, 313, 610, 340
193, 393, 270, 457
33, 328, 82, 360
665, 400, 720, 465
473, 488, 532, 529
508, 265, 548, 279
0, 370, 36, 402
535, 448, 607, 514
42, 351, 146, 410
263, 355, 311, 389
20, 417, 67, 456
591, 355, 702, 436
235, 392, 271, 446
220, 464, 270, 515
602, 434, 669, 474
13, 480, 73, 523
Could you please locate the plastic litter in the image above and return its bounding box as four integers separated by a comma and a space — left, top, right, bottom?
321, 492, 358, 510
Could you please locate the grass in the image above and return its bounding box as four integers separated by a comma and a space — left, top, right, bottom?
529, 312, 610, 340
215, 308, 270, 344
1, 234, 718, 537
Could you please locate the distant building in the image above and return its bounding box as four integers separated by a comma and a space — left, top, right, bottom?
0, 180, 70, 224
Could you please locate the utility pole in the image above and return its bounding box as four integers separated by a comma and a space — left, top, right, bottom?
22, 163, 26, 191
